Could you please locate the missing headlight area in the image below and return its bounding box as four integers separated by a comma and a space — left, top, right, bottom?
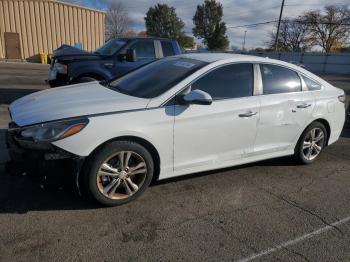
6, 128, 85, 190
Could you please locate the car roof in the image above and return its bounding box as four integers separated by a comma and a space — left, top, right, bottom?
175, 52, 330, 89
115, 37, 175, 41
176, 52, 315, 74
176, 52, 271, 63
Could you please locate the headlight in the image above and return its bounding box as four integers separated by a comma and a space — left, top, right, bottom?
21, 118, 89, 142
55, 62, 68, 74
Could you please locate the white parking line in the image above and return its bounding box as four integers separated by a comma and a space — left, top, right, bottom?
236, 215, 350, 262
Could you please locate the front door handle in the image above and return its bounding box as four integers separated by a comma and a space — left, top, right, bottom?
239, 111, 258, 118
296, 103, 312, 109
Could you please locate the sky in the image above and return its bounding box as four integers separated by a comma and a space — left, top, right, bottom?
64, 0, 350, 50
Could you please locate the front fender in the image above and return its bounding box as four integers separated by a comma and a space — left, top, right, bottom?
69, 62, 113, 81
53, 126, 158, 158
52, 107, 174, 176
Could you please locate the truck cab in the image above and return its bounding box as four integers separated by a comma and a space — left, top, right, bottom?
48, 37, 182, 87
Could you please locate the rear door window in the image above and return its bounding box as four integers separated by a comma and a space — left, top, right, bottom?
130, 40, 156, 60
161, 41, 175, 57
260, 64, 301, 94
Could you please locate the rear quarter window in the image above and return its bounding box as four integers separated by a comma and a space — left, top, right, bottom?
302, 75, 322, 91
260, 64, 302, 94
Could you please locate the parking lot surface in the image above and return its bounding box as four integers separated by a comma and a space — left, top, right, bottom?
0, 62, 350, 261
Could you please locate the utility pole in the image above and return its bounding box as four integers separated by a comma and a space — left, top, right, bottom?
242, 30, 247, 51
275, 0, 285, 52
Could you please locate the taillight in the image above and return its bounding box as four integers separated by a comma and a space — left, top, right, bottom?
338, 94, 346, 103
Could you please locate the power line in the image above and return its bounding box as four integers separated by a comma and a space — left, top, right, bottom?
227, 20, 278, 29
227, 20, 350, 29
285, 2, 349, 6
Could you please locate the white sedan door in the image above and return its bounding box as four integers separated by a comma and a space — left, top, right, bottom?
173, 63, 260, 173
254, 64, 315, 154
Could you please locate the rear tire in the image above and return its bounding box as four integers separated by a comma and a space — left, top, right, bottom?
294, 122, 327, 164
83, 141, 154, 206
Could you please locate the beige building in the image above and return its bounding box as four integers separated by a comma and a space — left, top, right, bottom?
0, 0, 105, 61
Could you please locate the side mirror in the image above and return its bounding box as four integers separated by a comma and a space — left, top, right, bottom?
125, 49, 137, 62
181, 89, 212, 105
117, 49, 137, 62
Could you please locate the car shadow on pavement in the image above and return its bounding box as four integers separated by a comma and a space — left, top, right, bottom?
0, 159, 101, 214
1, 122, 349, 214
0, 128, 101, 213
0, 164, 102, 214
0, 155, 297, 214
341, 121, 350, 138
155, 156, 298, 188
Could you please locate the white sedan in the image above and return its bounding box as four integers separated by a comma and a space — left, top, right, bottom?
7, 53, 346, 206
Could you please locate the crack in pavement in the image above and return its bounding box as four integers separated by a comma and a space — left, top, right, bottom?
291, 179, 315, 195
283, 246, 311, 262
324, 151, 350, 161
79, 202, 268, 258
0, 239, 8, 260
207, 217, 261, 255
235, 215, 350, 262
322, 168, 350, 179
160, 202, 268, 232
260, 188, 347, 237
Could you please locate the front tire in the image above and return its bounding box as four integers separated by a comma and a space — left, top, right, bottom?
83, 141, 154, 206
294, 122, 327, 164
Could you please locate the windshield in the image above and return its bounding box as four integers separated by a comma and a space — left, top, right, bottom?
109, 58, 208, 98
95, 39, 127, 55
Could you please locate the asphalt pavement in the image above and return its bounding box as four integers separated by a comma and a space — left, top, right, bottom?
0, 62, 350, 262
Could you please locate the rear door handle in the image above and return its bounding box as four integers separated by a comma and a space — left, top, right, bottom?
239, 111, 258, 118
296, 103, 312, 109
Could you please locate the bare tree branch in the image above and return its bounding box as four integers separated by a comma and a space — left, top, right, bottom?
304, 5, 350, 52
268, 18, 312, 51
105, 2, 134, 40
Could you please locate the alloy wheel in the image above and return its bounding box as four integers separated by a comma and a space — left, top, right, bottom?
302, 127, 325, 161
96, 151, 148, 200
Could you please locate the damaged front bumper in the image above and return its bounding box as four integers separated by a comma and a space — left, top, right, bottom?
6, 126, 85, 190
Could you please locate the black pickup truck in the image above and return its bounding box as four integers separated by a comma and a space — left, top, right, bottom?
48, 37, 182, 87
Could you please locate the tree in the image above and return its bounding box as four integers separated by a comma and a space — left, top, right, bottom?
178, 34, 195, 49
122, 30, 137, 37
192, 0, 229, 50
105, 3, 134, 40
145, 4, 184, 39
145, 4, 194, 49
268, 18, 312, 52
138, 31, 148, 37
338, 46, 350, 53
304, 5, 350, 52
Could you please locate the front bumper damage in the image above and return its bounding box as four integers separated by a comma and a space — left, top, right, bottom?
6, 124, 85, 191
46, 73, 70, 87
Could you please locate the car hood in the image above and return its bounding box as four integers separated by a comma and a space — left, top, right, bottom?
53, 45, 100, 60
9, 82, 150, 127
